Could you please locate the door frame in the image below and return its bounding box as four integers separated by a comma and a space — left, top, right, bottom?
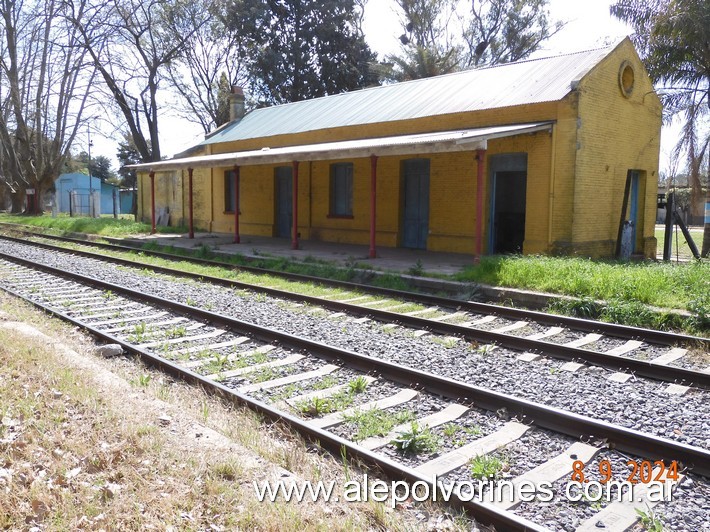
273, 166, 293, 238
629, 170, 640, 251
488, 153, 528, 254
399, 158, 430, 250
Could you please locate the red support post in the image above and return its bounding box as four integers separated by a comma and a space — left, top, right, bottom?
291, 161, 299, 250
233, 165, 240, 244
188, 167, 194, 239
369, 154, 378, 259
474, 149, 487, 263
149, 171, 156, 235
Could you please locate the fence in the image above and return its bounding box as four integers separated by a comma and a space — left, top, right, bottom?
65, 190, 120, 218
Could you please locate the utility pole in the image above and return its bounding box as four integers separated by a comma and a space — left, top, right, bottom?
87, 124, 94, 217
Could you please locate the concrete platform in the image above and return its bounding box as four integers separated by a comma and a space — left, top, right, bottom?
103, 231, 579, 308
118, 231, 479, 276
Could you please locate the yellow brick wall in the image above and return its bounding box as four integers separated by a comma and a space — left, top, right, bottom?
209, 163, 315, 239
548, 94, 580, 247
486, 132, 553, 255
179, 131, 551, 255
569, 39, 661, 257
138, 39, 660, 259
138, 171, 183, 226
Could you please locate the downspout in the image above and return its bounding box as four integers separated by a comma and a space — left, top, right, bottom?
547, 124, 557, 250
188, 167, 194, 239
149, 171, 156, 235
233, 165, 240, 244
292, 161, 299, 250
369, 154, 378, 259
474, 147, 487, 263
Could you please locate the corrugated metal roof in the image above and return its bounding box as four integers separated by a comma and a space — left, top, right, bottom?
131, 122, 553, 172
202, 44, 614, 146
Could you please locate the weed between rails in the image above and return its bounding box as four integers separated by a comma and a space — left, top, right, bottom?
295, 377, 370, 417
390, 422, 440, 455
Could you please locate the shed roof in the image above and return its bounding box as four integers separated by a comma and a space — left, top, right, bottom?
202, 43, 616, 146
132, 123, 552, 172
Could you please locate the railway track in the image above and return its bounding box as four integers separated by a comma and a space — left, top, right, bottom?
0, 248, 708, 531
1, 231, 708, 391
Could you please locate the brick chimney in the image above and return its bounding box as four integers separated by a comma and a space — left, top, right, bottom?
228, 86, 245, 122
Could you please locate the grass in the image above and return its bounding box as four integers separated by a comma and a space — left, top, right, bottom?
655, 226, 704, 260
295, 377, 370, 417
5, 216, 708, 333
0, 292, 440, 531
390, 422, 440, 454
469, 453, 508, 481
0, 213, 187, 237
296, 392, 355, 417
454, 254, 709, 311
342, 408, 416, 442
126, 321, 150, 343
635, 506, 665, 532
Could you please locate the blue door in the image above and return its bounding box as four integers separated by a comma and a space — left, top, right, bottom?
59, 179, 72, 212
401, 159, 430, 249
275, 167, 292, 238
629, 171, 640, 251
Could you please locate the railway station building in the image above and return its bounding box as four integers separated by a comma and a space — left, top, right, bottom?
132, 38, 662, 259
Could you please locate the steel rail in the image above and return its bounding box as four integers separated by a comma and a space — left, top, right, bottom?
3, 226, 706, 348
1, 251, 708, 480
1, 235, 708, 388
0, 283, 544, 532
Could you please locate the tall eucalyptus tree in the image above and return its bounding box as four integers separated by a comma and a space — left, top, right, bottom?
63, 0, 207, 162
0, 0, 95, 212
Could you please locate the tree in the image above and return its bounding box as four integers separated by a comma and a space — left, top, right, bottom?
225, 0, 380, 105
69, 152, 117, 182
461, 0, 563, 68
63, 0, 208, 162
116, 133, 141, 215
387, 0, 462, 81
388, 46, 460, 81
0, 0, 95, 213
166, 0, 251, 134
610, 0, 710, 256
387, 0, 563, 80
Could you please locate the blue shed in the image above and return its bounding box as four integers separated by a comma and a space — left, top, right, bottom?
55, 172, 120, 215
120, 188, 136, 214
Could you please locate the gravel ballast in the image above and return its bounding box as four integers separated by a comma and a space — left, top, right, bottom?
0, 240, 708, 531
0, 240, 706, 450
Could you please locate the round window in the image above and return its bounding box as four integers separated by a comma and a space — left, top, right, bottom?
619, 61, 635, 98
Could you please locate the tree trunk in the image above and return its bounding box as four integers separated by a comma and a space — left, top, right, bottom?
33, 184, 42, 215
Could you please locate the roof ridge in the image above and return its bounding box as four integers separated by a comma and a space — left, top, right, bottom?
246, 42, 617, 115
202, 40, 624, 146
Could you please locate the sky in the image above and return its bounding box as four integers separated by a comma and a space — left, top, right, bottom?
361, 0, 633, 59
90, 0, 678, 173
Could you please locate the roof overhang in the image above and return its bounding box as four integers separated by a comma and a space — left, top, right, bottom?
129, 122, 553, 173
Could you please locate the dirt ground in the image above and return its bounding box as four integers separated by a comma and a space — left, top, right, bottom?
0, 292, 471, 531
